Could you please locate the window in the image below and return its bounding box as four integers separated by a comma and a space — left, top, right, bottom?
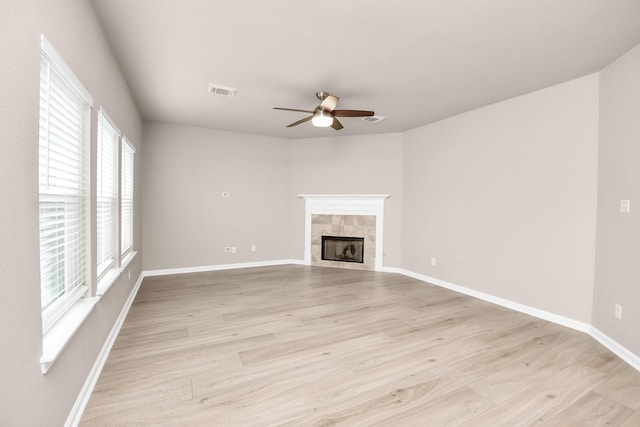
121, 139, 135, 257
96, 110, 119, 278
38, 36, 93, 333
96, 112, 136, 290
38, 35, 138, 373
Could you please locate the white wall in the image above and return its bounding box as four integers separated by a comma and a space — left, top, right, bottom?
142, 122, 293, 270
593, 43, 640, 356
402, 75, 600, 323
0, 0, 143, 425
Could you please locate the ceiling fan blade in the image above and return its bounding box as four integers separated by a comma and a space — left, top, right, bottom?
274, 107, 314, 114
331, 118, 344, 130
333, 110, 375, 117
320, 95, 339, 112
287, 115, 313, 127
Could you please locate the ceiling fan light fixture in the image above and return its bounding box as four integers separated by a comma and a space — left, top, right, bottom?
311, 110, 333, 127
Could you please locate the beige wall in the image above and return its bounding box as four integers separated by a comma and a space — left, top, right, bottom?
593, 44, 640, 356
142, 130, 404, 270
0, 0, 143, 425
142, 122, 293, 270
402, 74, 600, 323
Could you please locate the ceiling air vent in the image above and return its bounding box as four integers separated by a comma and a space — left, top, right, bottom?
208, 84, 237, 97
362, 115, 385, 123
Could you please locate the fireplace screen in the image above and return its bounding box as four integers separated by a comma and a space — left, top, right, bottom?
321, 236, 364, 263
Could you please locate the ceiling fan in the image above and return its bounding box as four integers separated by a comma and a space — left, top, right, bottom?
273, 91, 374, 130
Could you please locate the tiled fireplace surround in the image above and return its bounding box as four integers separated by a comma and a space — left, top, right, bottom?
312, 214, 376, 270
299, 195, 389, 271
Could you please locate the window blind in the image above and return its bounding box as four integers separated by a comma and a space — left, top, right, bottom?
96, 109, 119, 278
39, 36, 92, 333
121, 139, 135, 256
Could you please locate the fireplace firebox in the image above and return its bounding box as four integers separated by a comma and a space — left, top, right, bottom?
321, 236, 364, 264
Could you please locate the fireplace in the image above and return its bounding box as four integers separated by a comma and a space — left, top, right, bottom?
321, 236, 365, 264
299, 194, 389, 271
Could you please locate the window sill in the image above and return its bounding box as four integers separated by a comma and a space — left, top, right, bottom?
40, 296, 99, 374
97, 251, 137, 296
41, 251, 137, 374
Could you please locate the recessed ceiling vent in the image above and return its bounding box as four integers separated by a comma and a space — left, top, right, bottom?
362, 115, 385, 123
208, 84, 237, 97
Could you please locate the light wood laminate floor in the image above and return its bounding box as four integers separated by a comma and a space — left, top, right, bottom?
81, 265, 640, 426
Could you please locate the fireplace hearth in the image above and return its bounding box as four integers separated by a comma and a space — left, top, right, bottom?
321, 236, 364, 264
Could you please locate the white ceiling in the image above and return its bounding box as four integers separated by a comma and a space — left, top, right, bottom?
90, 0, 640, 139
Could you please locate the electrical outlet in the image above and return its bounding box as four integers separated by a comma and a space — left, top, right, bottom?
615, 304, 623, 320
431, 257, 437, 266
224, 247, 232, 253
251, 245, 257, 253
231, 246, 237, 254
222, 192, 230, 198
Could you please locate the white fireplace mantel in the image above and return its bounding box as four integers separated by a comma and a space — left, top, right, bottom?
298, 194, 389, 270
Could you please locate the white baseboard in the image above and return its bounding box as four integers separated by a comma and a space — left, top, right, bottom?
64, 272, 145, 427
142, 259, 306, 277
382, 266, 639, 372
590, 326, 640, 372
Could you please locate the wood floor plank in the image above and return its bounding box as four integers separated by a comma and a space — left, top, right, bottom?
307, 376, 455, 426
81, 376, 193, 423
622, 409, 640, 426
459, 364, 609, 426
540, 390, 636, 426
594, 365, 640, 410
375, 386, 496, 427
80, 265, 640, 426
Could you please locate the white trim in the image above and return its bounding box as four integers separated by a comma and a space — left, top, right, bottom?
41, 295, 99, 374
298, 194, 391, 200
64, 272, 145, 427
590, 327, 640, 372
122, 136, 136, 154
42, 285, 88, 335
97, 251, 138, 296
98, 106, 121, 136
143, 259, 306, 277
298, 194, 389, 271
41, 34, 93, 106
